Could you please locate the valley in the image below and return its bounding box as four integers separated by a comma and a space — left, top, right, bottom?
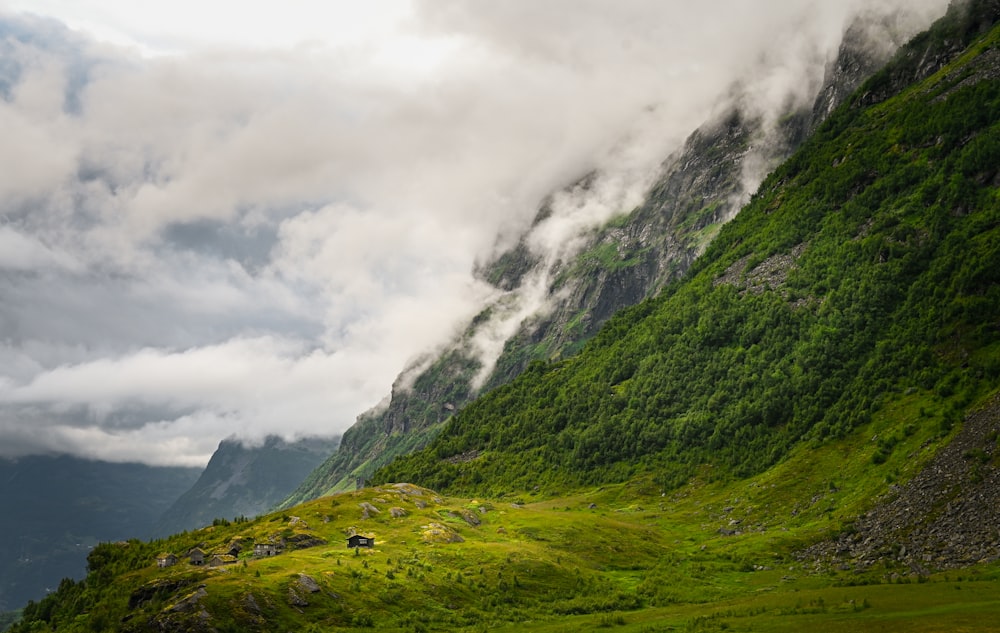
4, 1, 1000, 631
9, 390, 1000, 631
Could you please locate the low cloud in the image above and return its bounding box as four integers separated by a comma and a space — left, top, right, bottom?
0, 336, 396, 465
0, 1, 948, 466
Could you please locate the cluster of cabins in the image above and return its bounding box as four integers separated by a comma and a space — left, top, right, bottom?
156, 535, 374, 569
156, 539, 284, 569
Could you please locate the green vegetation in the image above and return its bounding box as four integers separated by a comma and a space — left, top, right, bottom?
0, 611, 20, 631
8, 409, 1000, 632
573, 241, 651, 275
677, 202, 726, 252
10, 5, 1000, 632
481, 240, 539, 291
280, 346, 481, 507
375, 15, 1000, 499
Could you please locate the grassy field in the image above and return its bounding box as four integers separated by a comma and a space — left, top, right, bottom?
24, 389, 986, 632
489, 580, 1000, 633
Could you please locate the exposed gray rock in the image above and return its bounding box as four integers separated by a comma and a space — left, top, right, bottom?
296, 574, 321, 594
167, 587, 207, 613
421, 522, 464, 544
287, 587, 308, 608
448, 510, 481, 527
128, 579, 193, 610
714, 244, 808, 296
799, 394, 1000, 574
284, 533, 327, 550
242, 592, 261, 615
389, 482, 426, 496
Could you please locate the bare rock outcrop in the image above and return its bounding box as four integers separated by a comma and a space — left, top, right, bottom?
799, 394, 1000, 574
421, 522, 464, 544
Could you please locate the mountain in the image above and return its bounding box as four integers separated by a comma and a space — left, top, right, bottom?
0, 456, 199, 612
155, 435, 339, 536
8, 3, 1000, 631
280, 6, 933, 507
376, 0, 1000, 496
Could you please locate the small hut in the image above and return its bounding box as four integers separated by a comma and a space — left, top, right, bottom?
254, 541, 282, 557
188, 547, 206, 565
207, 554, 238, 567
226, 539, 243, 557
347, 534, 374, 549
156, 553, 177, 568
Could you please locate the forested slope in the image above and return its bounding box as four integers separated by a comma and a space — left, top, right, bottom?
376, 0, 1000, 497
7, 6, 1000, 632
281, 7, 922, 505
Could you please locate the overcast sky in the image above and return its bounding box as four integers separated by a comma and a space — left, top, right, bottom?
0, 1, 948, 467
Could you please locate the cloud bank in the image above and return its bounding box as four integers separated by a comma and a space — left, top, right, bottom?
0, 0, 948, 466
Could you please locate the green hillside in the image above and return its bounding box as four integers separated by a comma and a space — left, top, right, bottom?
280, 8, 900, 505
7, 409, 1000, 632
7, 3, 1000, 632
375, 3, 1000, 498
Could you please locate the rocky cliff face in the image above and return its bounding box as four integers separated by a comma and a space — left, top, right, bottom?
857, 0, 1000, 108
279, 7, 938, 507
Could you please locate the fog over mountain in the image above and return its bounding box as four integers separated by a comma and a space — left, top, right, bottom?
0, 0, 948, 467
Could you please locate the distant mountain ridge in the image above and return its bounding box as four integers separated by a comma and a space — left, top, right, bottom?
280, 5, 928, 507
155, 435, 339, 536
0, 456, 199, 611
0, 435, 339, 611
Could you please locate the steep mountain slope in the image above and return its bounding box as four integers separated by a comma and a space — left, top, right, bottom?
376, 0, 1000, 498
154, 436, 339, 536
0, 456, 199, 611
8, 5, 1000, 632
281, 9, 924, 506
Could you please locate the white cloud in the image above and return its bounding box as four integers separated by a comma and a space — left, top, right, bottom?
0, 337, 397, 464
3, 0, 418, 55
0, 226, 81, 271
0, 1, 949, 466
